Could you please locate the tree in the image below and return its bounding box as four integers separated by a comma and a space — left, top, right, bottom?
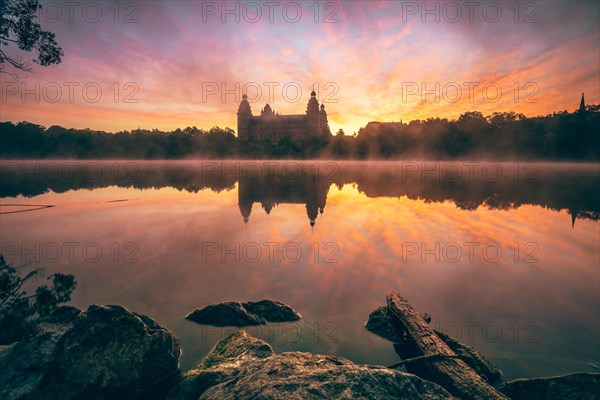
0, 255, 76, 344
0, 0, 63, 77
439, 124, 473, 157
330, 135, 349, 158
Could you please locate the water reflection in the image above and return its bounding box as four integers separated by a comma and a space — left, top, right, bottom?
1, 161, 598, 227
0, 161, 598, 382
238, 166, 330, 227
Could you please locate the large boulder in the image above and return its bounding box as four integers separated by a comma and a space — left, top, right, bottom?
186, 300, 301, 327
167, 330, 455, 400
0, 305, 180, 400
499, 372, 600, 400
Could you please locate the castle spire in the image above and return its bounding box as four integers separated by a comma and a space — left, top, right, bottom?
570, 208, 578, 228
239, 202, 252, 224
237, 94, 253, 140
579, 93, 586, 113
306, 88, 320, 135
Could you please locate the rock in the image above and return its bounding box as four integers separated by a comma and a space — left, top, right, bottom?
0, 304, 180, 400
167, 330, 276, 400
365, 306, 405, 342
499, 372, 600, 400
187, 302, 263, 326
198, 325, 274, 370
186, 300, 301, 327
243, 300, 302, 323
366, 305, 501, 383
365, 306, 431, 343
167, 330, 455, 400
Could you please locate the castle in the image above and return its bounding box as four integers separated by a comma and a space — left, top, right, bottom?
237, 90, 332, 141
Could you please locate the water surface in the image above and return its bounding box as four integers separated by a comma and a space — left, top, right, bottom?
0, 160, 598, 382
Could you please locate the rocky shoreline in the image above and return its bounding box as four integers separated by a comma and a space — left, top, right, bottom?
1, 296, 597, 400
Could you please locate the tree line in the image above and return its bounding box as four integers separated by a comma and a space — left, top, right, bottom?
1, 107, 598, 160
329, 107, 599, 160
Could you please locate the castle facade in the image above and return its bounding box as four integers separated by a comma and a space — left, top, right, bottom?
237, 90, 331, 141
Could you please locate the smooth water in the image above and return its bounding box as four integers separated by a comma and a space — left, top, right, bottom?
0, 160, 598, 382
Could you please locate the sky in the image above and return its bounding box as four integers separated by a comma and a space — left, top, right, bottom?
1, 0, 599, 135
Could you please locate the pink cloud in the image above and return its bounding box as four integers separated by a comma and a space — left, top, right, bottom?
2, 0, 598, 134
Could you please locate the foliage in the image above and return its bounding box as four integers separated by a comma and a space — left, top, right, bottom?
0, 255, 76, 344
0, 0, 63, 76
1, 106, 599, 160
349, 108, 600, 160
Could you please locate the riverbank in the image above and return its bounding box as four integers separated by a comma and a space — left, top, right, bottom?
1, 293, 597, 399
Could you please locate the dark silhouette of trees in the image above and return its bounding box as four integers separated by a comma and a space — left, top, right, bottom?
330, 132, 351, 158
0, 255, 76, 344
1, 106, 598, 160
0, 0, 63, 77
439, 125, 473, 157
350, 107, 599, 160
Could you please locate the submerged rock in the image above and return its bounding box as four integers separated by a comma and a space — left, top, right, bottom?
167, 330, 455, 400
0, 305, 180, 400
499, 372, 600, 400
186, 300, 301, 327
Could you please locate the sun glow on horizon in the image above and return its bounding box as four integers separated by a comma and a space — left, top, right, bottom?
1, 0, 598, 135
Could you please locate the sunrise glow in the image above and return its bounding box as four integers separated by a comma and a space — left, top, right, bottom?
1, 1, 598, 135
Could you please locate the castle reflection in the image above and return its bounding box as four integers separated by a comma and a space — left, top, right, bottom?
1, 161, 598, 228
237, 168, 330, 227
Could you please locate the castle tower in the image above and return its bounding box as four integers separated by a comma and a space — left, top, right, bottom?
239, 202, 252, 224
237, 94, 253, 140
579, 93, 586, 113
306, 202, 318, 227
306, 90, 320, 136
261, 103, 275, 117
319, 104, 331, 138
262, 202, 273, 214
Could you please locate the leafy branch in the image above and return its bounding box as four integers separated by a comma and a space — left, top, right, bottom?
0, 254, 76, 344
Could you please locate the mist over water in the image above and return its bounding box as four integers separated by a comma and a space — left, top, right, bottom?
0, 160, 598, 381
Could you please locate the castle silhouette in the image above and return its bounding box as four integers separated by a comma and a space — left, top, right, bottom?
237, 90, 332, 141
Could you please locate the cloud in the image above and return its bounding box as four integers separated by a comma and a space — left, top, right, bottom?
2, 0, 598, 134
